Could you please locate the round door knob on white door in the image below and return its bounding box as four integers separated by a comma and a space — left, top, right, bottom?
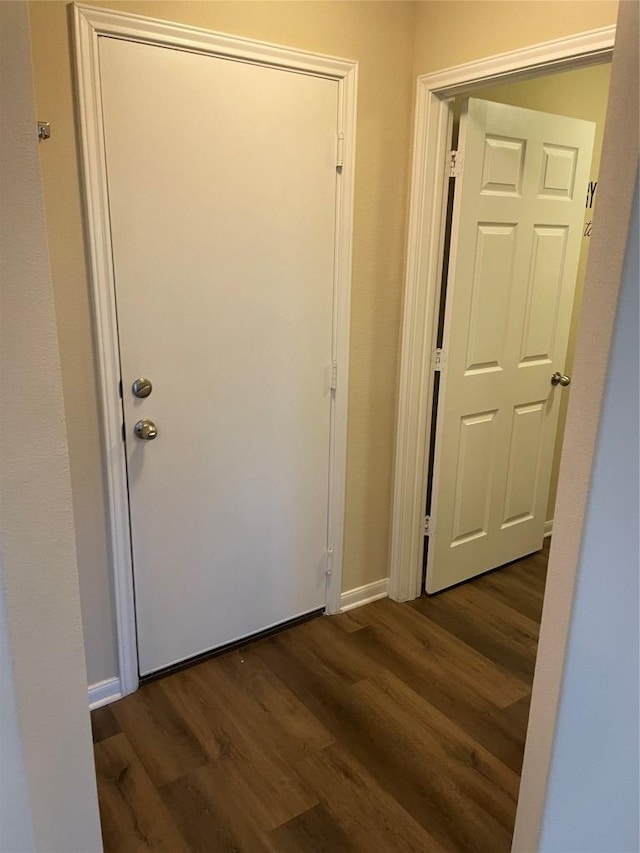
134, 418, 158, 440
551, 372, 571, 387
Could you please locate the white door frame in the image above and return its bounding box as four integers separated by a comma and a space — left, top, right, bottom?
72, 3, 357, 697
389, 25, 615, 603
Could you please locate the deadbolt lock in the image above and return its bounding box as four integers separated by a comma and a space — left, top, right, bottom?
132, 377, 153, 398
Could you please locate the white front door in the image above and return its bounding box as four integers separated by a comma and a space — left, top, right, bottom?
427, 98, 595, 593
99, 37, 340, 675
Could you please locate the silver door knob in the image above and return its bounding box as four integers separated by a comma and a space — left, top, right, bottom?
132, 377, 153, 398
134, 418, 158, 440
551, 372, 571, 387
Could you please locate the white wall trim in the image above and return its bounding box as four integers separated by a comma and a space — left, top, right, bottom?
340, 579, 389, 613
388, 25, 616, 605
544, 520, 554, 538
88, 677, 122, 711
72, 3, 357, 693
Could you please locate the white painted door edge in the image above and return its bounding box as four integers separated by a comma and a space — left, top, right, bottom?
389, 25, 615, 604
340, 579, 389, 613
544, 520, 554, 538
73, 3, 357, 698
88, 677, 122, 711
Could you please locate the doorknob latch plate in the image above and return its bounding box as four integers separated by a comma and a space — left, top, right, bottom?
134, 418, 158, 440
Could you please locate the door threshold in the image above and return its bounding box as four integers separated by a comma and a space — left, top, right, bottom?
139, 607, 325, 685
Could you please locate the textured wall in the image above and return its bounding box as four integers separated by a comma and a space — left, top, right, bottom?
0, 2, 102, 849
29, 0, 418, 684
513, 0, 638, 845
0, 584, 35, 852
471, 62, 612, 520
540, 182, 638, 853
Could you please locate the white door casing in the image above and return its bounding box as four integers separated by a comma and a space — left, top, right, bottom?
73, 4, 357, 690
426, 98, 595, 592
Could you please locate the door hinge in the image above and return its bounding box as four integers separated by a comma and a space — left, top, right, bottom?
330, 360, 338, 391
336, 132, 345, 170
424, 516, 432, 535
433, 347, 446, 372
448, 149, 462, 178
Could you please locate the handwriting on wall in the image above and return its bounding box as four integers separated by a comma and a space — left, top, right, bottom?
584, 180, 598, 237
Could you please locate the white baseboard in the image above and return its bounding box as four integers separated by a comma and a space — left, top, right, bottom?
340, 578, 388, 612
544, 519, 554, 538
88, 677, 122, 710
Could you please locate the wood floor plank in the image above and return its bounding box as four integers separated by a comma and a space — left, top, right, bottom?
295, 745, 444, 852
354, 673, 519, 834
94, 733, 188, 853
110, 679, 208, 787
502, 694, 532, 735
410, 591, 538, 683
162, 663, 320, 830
160, 763, 277, 853
444, 582, 541, 647
194, 644, 335, 764
326, 611, 366, 634
360, 598, 530, 708
268, 802, 359, 853
472, 563, 546, 623
348, 621, 529, 773
254, 628, 507, 851
91, 705, 121, 744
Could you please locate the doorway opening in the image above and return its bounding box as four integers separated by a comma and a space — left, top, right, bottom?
421, 61, 611, 594
73, 4, 357, 697
389, 25, 615, 603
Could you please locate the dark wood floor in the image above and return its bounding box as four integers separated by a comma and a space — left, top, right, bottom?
91, 542, 549, 852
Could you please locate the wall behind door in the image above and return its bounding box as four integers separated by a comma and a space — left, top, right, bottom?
28, 0, 618, 687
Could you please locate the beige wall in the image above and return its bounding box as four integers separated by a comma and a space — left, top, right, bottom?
29, 0, 619, 686
0, 3, 102, 848
471, 62, 612, 520
413, 0, 618, 76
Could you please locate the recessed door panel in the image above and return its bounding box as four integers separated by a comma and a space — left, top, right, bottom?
502, 402, 546, 528
465, 224, 517, 374
520, 226, 569, 365
481, 136, 526, 196
539, 144, 579, 199
451, 410, 497, 546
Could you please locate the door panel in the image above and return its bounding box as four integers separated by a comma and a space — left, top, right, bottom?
520, 227, 569, 363
99, 37, 339, 674
502, 401, 546, 527
466, 223, 517, 372
451, 410, 498, 545
427, 98, 595, 593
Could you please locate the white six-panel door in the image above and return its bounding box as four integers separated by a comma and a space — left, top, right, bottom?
99, 36, 340, 675
426, 98, 595, 593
